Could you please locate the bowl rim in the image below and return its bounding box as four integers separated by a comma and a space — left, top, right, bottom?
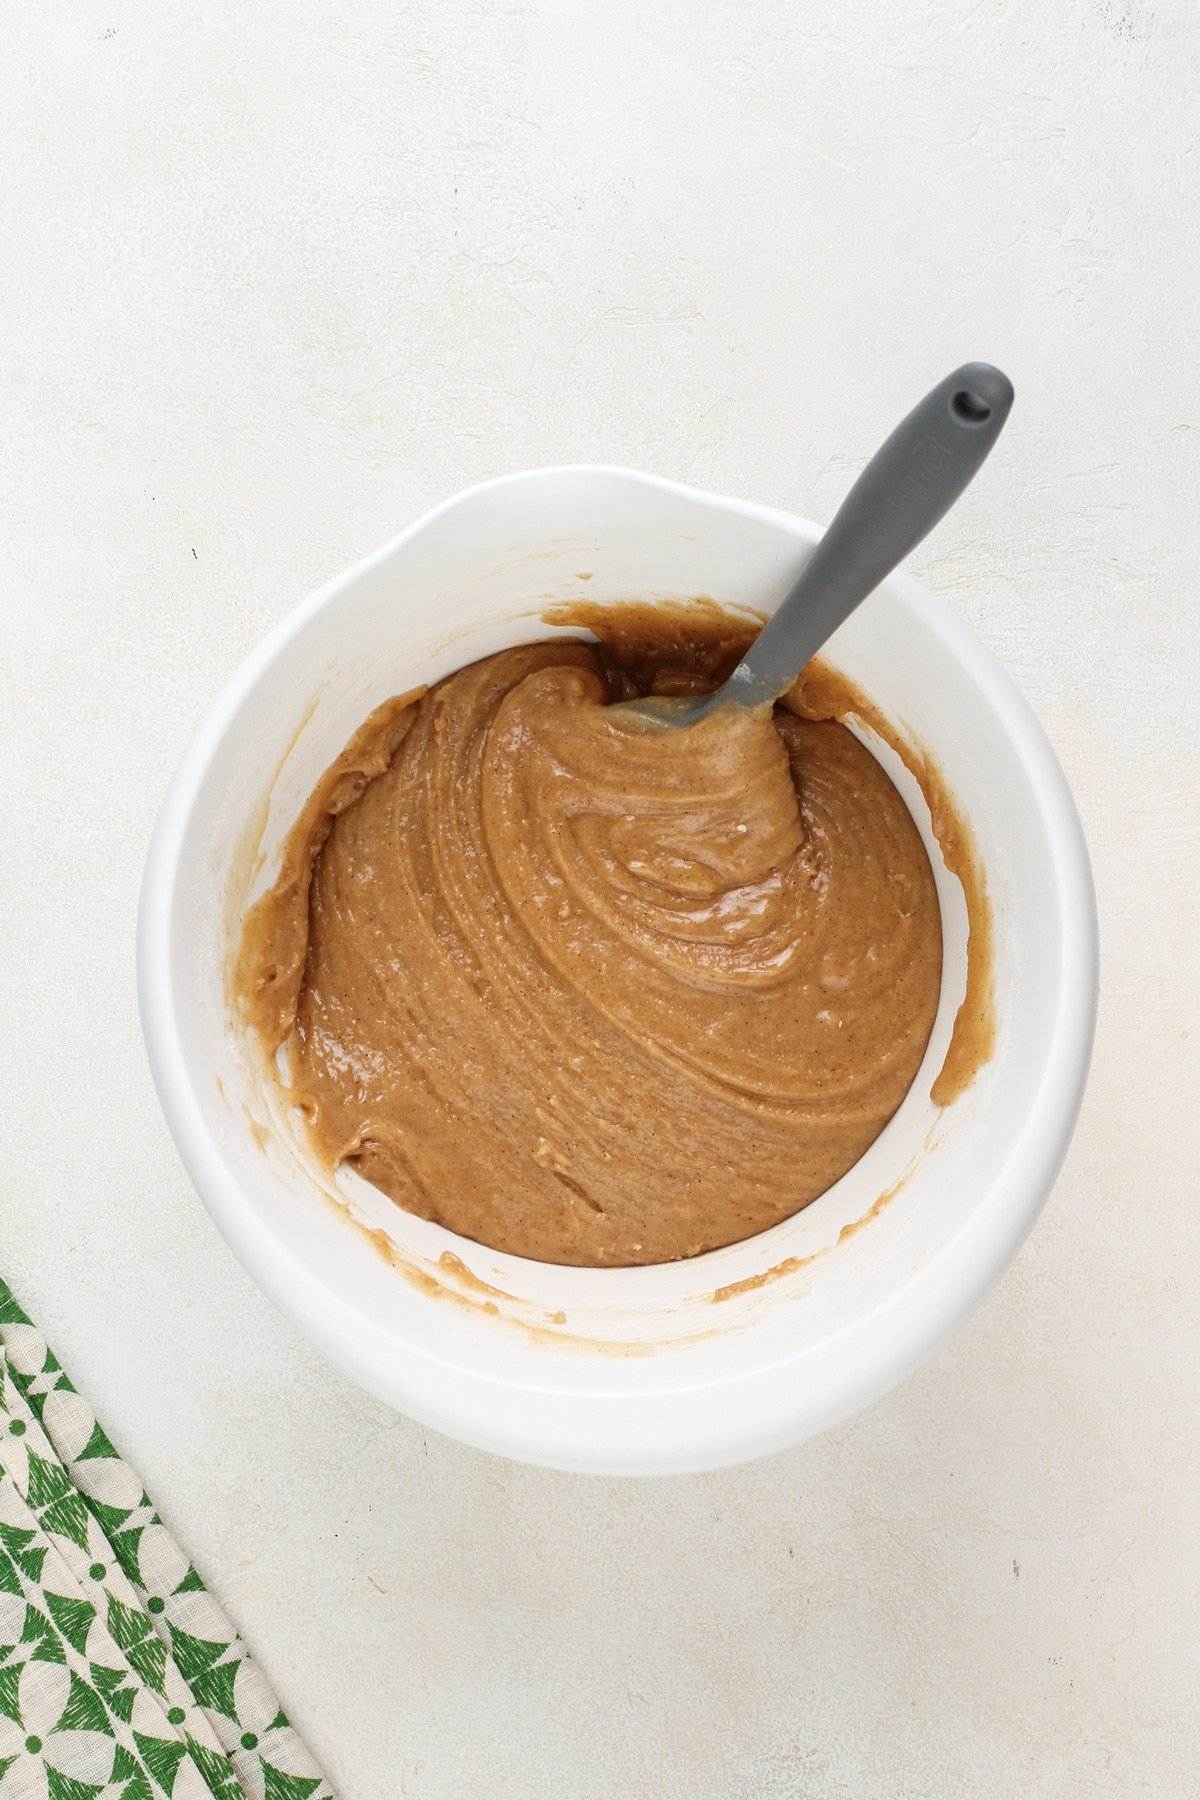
138, 464, 1099, 1474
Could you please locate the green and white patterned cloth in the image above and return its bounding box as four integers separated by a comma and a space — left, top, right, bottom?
0, 1280, 335, 1800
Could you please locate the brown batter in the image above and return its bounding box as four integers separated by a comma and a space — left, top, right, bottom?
235, 604, 954, 1267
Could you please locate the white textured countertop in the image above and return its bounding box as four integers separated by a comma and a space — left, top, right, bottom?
3, 5, 1197, 1795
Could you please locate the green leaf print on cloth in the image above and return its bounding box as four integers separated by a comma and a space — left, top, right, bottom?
0, 1279, 335, 1800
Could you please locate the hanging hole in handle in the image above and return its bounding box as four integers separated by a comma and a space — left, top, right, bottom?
951, 388, 991, 425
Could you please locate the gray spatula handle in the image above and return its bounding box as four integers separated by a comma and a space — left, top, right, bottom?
710, 362, 1014, 714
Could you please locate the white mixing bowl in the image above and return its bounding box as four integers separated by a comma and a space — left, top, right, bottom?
138, 467, 1097, 1475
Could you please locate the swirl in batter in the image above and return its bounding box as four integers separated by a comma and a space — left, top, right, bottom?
236, 607, 949, 1266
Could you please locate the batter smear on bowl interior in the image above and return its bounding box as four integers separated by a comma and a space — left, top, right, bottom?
235, 602, 952, 1268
